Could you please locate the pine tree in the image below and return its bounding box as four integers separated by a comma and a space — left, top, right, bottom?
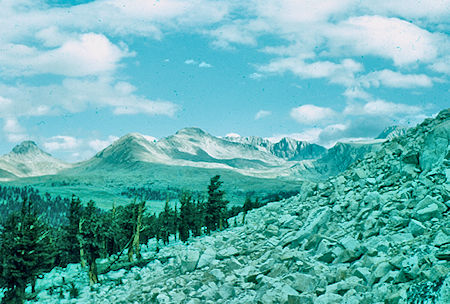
63, 195, 82, 265
179, 192, 194, 242
158, 201, 172, 245
128, 201, 145, 261
80, 201, 101, 285
242, 195, 253, 224
192, 199, 205, 237
0, 199, 54, 303
205, 175, 229, 234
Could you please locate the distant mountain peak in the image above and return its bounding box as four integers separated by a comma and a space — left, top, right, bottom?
376, 125, 408, 140
11, 140, 44, 155
175, 127, 208, 136
120, 132, 146, 141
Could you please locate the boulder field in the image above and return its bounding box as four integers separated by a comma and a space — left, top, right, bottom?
30, 109, 450, 303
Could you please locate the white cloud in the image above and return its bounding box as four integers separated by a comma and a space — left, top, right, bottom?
359, 69, 433, 88
363, 100, 422, 116
328, 16, 438, 66
185, 59, 197, 65
249, 72, 263, 80
259, 58, 362, 86
113, 99, 178, 116
252, 0, 356, 26
2, 117, 27, 142
255, 110, 271, 120
44, 136, 80, 152
210, 21, 262, 48
266, 128, 323, 143
363, 0, 450, 22
0, 96, 13, 115
0, 77, 180, 119
198, 61, 212, 68
290, 105, 336, 125
185, 59, 213, 68
39, 134, 126, 161
344, 100, 422, 116
88, 136, 119, 151
429, 55, 450, 74
0, 0, 230, 42
343, 87, 371, 100
0, 33, 131, 77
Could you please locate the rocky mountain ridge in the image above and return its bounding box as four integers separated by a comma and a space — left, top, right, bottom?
27, 110, 449, 303
0, 141, 70, 179
1, 126, 406, 183
224, 135, 327, 161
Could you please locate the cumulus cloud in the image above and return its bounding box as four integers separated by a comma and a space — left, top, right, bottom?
0, 77, 180, 119
0, 33, 131, 77
344, 100, 422, 117
88, 136, 119, 151
44, 136, 80, 152
185, 59, 213, 68
198, 61, 212, 68
255, 110, 271, 120
252, 0, 355, 25
266, 128, 323, 143
0, 0, 229, 42
249, 72, 264, 80
359, 70, 433, 88
210, 20, 263, 48
286, 98, 428, 147
41, 134, 123, 161
328, 16, 439, 66
207, 1, 448, 89
290, 105, 336, 125
259, 58, 362, 86
2, 117, 27, 142
363, 0, 450, 22
343, 87, 371, 100
429, 55, 450, 74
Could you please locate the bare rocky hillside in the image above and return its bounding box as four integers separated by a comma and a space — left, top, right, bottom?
28, 109, 449, 304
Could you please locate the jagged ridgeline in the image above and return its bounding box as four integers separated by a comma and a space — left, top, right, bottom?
0, 109, 449, 303
0, 124, 403, 208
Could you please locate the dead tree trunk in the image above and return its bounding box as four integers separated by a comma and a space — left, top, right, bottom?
88, 259, 98, 285
133, 201, 145, 260
78, 219, 86, 268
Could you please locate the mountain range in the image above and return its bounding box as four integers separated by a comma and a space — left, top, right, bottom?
26, 109, 450, 304
0, 126, 406, 207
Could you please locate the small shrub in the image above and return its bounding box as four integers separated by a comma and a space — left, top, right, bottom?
69, 282, 79, 299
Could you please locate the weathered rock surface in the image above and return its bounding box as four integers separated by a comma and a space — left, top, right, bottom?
27, 109, 450, 303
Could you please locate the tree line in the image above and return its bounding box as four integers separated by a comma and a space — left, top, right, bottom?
0, 175, 268, 303
0, 185, 70, 226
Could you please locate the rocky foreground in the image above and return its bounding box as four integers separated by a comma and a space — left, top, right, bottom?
30, 110, 449, 303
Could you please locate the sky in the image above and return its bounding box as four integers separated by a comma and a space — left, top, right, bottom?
0, 0, 449, 161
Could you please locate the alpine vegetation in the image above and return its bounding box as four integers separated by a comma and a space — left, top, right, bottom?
3, 110, 447, 303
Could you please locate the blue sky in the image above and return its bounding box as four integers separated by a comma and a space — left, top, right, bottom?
0, 0, 449, 161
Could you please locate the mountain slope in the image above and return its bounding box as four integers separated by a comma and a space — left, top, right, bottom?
224, 135, 327, 161
0, 141, 70, 179
2, 127, 399, 207
82, 129, 283, 172
28, 109, 450, 303
376, 125, 408, 140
